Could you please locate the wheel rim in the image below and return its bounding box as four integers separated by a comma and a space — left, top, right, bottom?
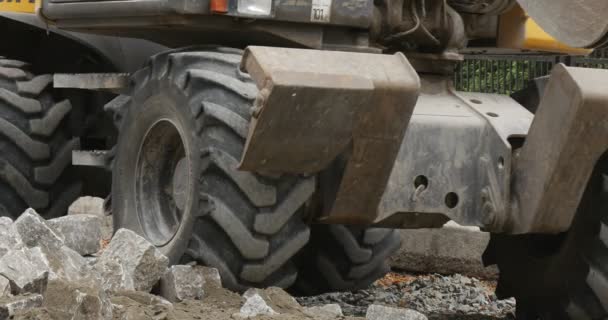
135, 119, 190, 247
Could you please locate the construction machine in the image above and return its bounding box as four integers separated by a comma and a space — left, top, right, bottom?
1, 0, 607, 317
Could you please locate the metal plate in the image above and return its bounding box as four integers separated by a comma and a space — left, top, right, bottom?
378, 76, 533, 229
241, 46, 420, 224
518, 0, 608, 48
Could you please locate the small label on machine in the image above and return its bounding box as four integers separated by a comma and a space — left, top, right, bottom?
311, 0, 331, 23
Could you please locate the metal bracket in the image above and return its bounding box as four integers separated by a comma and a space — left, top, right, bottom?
54, 73, 129, 93
378, 76, 533, 229
240, 46, 420, 224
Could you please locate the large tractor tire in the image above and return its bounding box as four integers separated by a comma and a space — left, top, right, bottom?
0, 58, 81, 219
111, 47, 315, 291
483, 157, 608, 319
294, 225, 401, 295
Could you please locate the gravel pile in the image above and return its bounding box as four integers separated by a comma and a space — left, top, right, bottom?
296, 273, 515, 319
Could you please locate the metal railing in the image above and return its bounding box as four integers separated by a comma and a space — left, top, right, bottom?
454, 48, 608, 94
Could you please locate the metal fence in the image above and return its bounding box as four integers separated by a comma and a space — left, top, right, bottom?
454, 48, 608, 94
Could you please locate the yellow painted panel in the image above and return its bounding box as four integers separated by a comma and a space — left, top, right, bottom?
498, 5, 591, 55
0, 0, 37, 14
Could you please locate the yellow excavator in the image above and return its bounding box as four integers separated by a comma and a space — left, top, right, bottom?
1, 0, 608, 318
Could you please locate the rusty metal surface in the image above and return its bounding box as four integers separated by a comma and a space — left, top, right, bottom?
378, 76, 533, 229
518, 0, 608, 48
505, 65, 608, 234
241, 46, 420, 224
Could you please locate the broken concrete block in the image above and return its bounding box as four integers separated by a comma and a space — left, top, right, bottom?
13, 209, 64, 249
303, 304, 343, 318
48, 214, 102, 256
43, 279, 112, 320
390, 222, 498, 279
366, 305, 428, 320
0, 217, 23, 258
94, 229, 169, 292
159, 265, 204, 302
240, 290, 277, 317
0, 294, 43, 319
0, 248, 48, 294
69, 196, 106, 217
194, 266, 222, 290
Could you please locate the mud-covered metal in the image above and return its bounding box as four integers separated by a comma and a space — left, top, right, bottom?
506, 65, 608, 234
378, 76, 533, 229
240, 46, 420, 224
517, 0, 608, 48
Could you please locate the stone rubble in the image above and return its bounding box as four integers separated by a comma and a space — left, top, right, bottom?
68, 196, 106, 217
47, 214, 102, 255
43, 279, 112, 320
0, 294, 43, 319
94, 228, 169, 292
159, 265, 205, 302
303, 304, 343, 318
366, 304, 427, 320
13, 209, 64, 249
239, 289, 278, 317
0, 203, 515, 320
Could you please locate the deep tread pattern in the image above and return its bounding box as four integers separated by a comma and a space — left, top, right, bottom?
294, 226, 401, 295
205, 147, 276, 207
0, 59, 81, 218
254, 178, 315, 235
201, 101, 249, 138
29, 100, 72, 136
118, 47, 315, 291
208, 196, 269, 260
17, 75, 53, 97
0, 89, 42, 114
0, 67, 27, 81
485, 160, 608, 319
34, 138, 80, 185
0, 118, 50, 160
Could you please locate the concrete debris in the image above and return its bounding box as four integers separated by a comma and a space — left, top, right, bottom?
48, 214, 102, 255
159, 265, 204, 302
366, 305, 427, 320
13, 209, 64, 249
0, 294, 43, 319
94, 229, 169, 292
239, 290, 278, 318
0, 248, 49, 294
391, 222, 498, 279
68, 196, 106, 217
43, 279, 112, 320
303, 304, 344, 318
0, 217, 23, 258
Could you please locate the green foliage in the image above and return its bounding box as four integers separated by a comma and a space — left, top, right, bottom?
454, 59, 553, 95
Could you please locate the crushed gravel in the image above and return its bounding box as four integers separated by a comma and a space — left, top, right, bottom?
296, 273, 515, 319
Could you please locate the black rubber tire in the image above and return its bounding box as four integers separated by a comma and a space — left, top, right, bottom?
293, 225, 401, 295
0, 58, 81, 219
483, 157, 608, 319
112, 47, 315, 291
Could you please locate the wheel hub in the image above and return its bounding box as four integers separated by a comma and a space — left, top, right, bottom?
135, 119, 190, 247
